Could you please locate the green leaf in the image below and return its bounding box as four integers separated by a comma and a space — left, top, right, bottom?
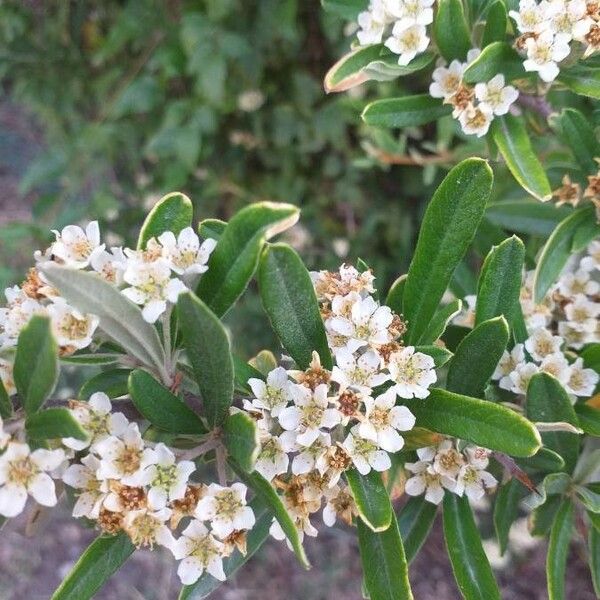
574, 404, 600, 436
589, 525, 600, 598
581, 344, 600, 373
571, 217, 600, 253
493, 478, 525, 555
414, 345, 453, 367
346, 468, 393, 532
223, 411, 259, 473
404, 387, 541, 457
26, 407, 87, 441
61, 353, 122, 366
434, 0, 471, 61
547, 500, 574, 600
443, 494, 501, 600
385, 274, 406, 316
419, 300, 462, 344
321, 0, 368, 19
41, 266, 167, 380
558, 64, 600, 99
463, 42, 527, 83
517, 447, 565, 472
361, 95, 452, 128
137, 192, 193, 249
196, 202, 299, 317
485, 200, 571, 236
50, 533, 135, 600
446, 316, 509, 397
531, 494, 563, 536
198, 218, 226, 241
361, 51, 434, 82
490, 114, 552, 201
526, 373, 580, 473
403, 159, 493, 344
533, 205, 596, 302
358, 512, 414, 600
576, 486, 600, 513
258, 243, 332, 370
475, 237, 525, 329
325, 45, 386, 92
397, 496, 438, 563
14, 315, 58, 414
233, 467, 310, 569
553, 108, 600, 174
177, 292, 234, 427
79, 368, 130, 400
0, 379, 13, 419
482, 0, 507, 46
179, 497, 272, 600
128, 369, 207, 434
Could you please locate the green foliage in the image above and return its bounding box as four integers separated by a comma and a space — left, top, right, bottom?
25, 408, 88, 441
137, 192, 193, 249
222, 411, 260, 473
346, 469, 393, 532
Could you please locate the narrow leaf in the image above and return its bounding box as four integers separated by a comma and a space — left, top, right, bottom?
482, 0, 508, 46
434, 0, 471, 61
362, 95, 452, 128
553, 108, 600, 174
493, 478, 525, 555
419, 299, 462, 344
0, 380, 12, 419
558, 64, 600, 99
79, 369, 130, 400
485, 200, 571, 236
26, 407, 87, 441
385, 274, 406, 316
463, 42, 527, 83
137, 192, 193, 249
223, 411, 260, 473
547, 500, 574, 600
346, 468, 393, 532
590, 525, 600, 598
397, 496, 437, 563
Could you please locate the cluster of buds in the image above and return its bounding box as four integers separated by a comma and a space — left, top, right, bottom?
355, 0, 435, 66
430, 50, 519, 138
243, 265, 438, 541
511, 0, 599, 81
404, 439, 497, 504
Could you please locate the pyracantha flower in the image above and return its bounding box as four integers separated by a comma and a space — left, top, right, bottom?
158, 227, 217, 277
62, 454, 109, 519
50, 222, 104, 269
429, 60, 465, 100
245, 367, 293, 417
123, 507, 175, 550
323, 485, 357, 526
458, 103, 494, 137
522, 31, 570, 82
581, 241, 600, 272
564, 294, 600, 332
474, 74, 519, 115
90, 247, 127, 285
454, 447, 497, 501
404, 447, 456, 504
254, 434, 289, 481
509, 0, 549, 33
565, 357, 599, 397
558, 268, 599, 297
525, 328, 564, 362
357, 0, 390, 45
388, 346, 436, 399
385, 23, 430, 66
331, 347, 389, 394
290, 432, 331, 476
432, 440, 465, 479
509, 362, 540, 394
493, 344, 526, 390
343, 427, 391, 475
539, 353, 572, 384
47, 299, 99, 351
387, 0, 435, 29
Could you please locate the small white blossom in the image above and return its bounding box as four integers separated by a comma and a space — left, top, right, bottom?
565, 357, 599, 397
246, 367, 293, 417
432, 440, 465, 479
0, 288, 45, 349
509, 361, 540, 394
509, 0, 549, 33
90, 247, 127, 285
331, 347, 389, 393
388, 346, 436, 399
458, 103, 494, 137
564, 294, 600, 332
558, 268, 600, 297
123, 507, 175, 549
523, 31, 570, 82
254, 434, 289, 481
343, 426, 391, 475
539, 353, 572, 384
525, 328, 564, 361
47, 299, 99, 350
357, 0, 391, 45
387, 0, 435, 29
291, 432, 331, 475
384, 23, 430, 66
62, 454, 109, 519
580, 241, 600, 272
429, 60, 465, 100
50, 222, 104, 269
492, 344, 526, 390
474, 74, 519, 115
405, 446, 455, 504
454, 447, 497, 501
158, 228, 216, 277
546, 0, 590, 40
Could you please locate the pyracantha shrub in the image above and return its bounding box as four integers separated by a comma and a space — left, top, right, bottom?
0, 159, 599, 599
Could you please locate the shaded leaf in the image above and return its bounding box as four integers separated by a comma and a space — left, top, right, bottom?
547, 500, 574, 600
223, 411, 260, 473
26, 407, 87, 441
362, 95, 452, 128
397, 496, 437, 563
346, 468, 393, 532
79, 369, 130, 400
137, 192, 193, 249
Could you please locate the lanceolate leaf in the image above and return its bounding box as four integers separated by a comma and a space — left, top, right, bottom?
179, 498, 272, 600
526, 373, 580, 473
346, 468, 393, 532
79, 368, 130, 400
414, 345, 453, 367
223, 411, 260, 473
26, 408, 87, 441
50, 533, 135, 600
137, 192, 193, 249
482, 0, 507, 46
553, 108, 600, 174
493, 478, 525, 555
14, 315, 59, 414
258, 243, 332, 370
42, 266, 167, 380
463, 42, 527, 83
558, 64, 600, 99
361, 95, 452, 128
177, 292, 234, 427
485, 201, 571, 236
403, 159, 493, 344
404, 388, 541, 457
490, 114, 552, 201
196, 202, 299, 317
128, 369, 207, 434
534, 205, 596, 302
475, 236, 525, 329
358, 513, 414, 600
397, 496, 438, 563
443, 494, 501, 600
434, 0, 471, 61
446, 316, 509, 397
419, 299, 462, 344
547, 500, 574, 600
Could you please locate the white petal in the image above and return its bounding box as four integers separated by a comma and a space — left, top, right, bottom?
28, 473, 57, 506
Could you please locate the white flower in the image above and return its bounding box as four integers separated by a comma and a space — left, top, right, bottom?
509, 0, 549, 33
558, 320, 594, 350
158, 228, 216, 277
0, 416, 9, 450
0, 288, 45, 349
47, 299, 99, 350
331, 347, 389, 393
492, 344, 526, 390
246, 367, 293, 417
404, 447, 455, 504
547, 0, 590, 40
474, 74, 519, 115
0, 442, 64, 517
539, 353, 572, 384
357, 0, 391, 45
358, 389, 415, 452
291, 432, 331, 475
195, 483, 255, 539
0, 358, 16, 396
580, 241, 600, 272
388, 346, 436, 399
121, 258, 187, 323
278, 383, 340, 447
342, 426, 391, 475
254, 434, 289, 481
50, 221, 104, 269
387, 0, 435, 29
95, 422, 156, 486
525, 327, 564, 361
63, 392, 129, 451
565, 357, 599, 397
172, 520, 226, 584
432, 440, 465, 479
558, 268, 600, 298
62, 454, 109, 519
326, 295, 393, 352
429, 60, 465, 100
90, 247, 127, 285
458, 103, 494, 137
322, 485, 356, 527
123, 507, 175, 549
564, 294, 600, 332
454, 446, 497, 501
509, 361, 540, 394
384, 23, 430, 65
523, 31, 570, 82
138, 443, 195, 510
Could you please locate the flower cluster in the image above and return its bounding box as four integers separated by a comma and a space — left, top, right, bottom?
243, 264, 438, 542
458, 241, 599, 399
405, 440, 497, 504
356, 0, 435, 65
511, 0, 599, 82
552, 160, 600, 215
430, 50, 519, 137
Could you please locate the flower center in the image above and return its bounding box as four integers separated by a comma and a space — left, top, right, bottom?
369, 407, 390, 429
8, 457, 37, 486
190, 534, 221, 565
116, 445, 142, 475
58, 314, 90, 340
214, 490, 243, 519
152, 463, 178, 490
128, 512, 162, 548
